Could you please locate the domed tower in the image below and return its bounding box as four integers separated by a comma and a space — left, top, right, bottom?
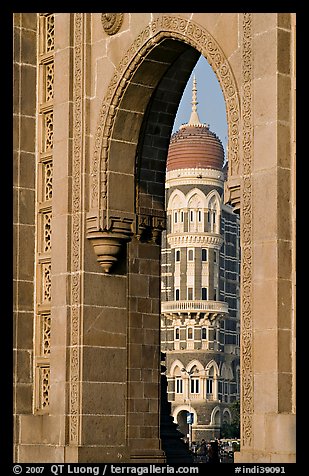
161, 77, 240, 444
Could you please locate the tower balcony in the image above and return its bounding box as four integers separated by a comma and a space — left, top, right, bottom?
167, 232, 223, 249
161, 299, 228, 317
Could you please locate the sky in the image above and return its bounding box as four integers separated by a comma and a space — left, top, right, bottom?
172, 55, 228, 157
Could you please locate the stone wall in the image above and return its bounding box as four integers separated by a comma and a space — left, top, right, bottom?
13, 12, 37, 461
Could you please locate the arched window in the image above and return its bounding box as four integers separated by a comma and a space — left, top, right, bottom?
214, 250, 218, 263
201, 327, 207, 340
201, 248, 208, 261
206, 378, 213, 395
222, 409, 231, 425
207, 192, 221, 234
187, 327, 193, 340
175, 377, 183, 394
190, 378, 200, 394
175, 327, 180, 340
236, 367, 240, 396
212, 407, 221, 426
167, 190, 186, 233
207, 365, 214, 397
187, 190, 206, 233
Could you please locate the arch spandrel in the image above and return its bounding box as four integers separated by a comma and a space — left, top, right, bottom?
86, 14, 241, 273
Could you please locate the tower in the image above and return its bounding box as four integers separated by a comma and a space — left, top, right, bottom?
161, 77, 240, 443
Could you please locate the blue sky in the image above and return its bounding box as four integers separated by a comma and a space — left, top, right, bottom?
172, 55, 228, 157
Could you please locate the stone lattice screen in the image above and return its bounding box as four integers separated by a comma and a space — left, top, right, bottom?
34, 13, 54, 412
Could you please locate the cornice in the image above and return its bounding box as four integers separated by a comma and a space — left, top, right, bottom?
166, 167, 224, 190
167, 232, 223, 248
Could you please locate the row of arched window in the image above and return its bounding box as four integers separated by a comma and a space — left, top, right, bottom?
170, 360, 240, 382
168, 360, 240, 399
174, 326, 218, 341
174, 247, 218, 262
167, 188, 222, 234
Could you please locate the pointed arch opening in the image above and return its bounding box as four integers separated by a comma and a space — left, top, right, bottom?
86, 15, 241, 461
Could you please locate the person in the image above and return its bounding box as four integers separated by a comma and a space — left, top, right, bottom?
191, 441, 198, 454
208, 439, 220, 463
196, 439, 207, 462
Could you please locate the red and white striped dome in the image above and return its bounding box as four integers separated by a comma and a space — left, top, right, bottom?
166, 76, 224, 172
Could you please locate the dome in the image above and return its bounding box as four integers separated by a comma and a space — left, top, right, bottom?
166, 76, 225, 172
166, 123, 224, 172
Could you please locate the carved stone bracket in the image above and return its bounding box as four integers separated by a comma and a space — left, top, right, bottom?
87, 215, 133, 273
136, 209, 166, 245
224, 176, 241, 214
87, 229, 131, 273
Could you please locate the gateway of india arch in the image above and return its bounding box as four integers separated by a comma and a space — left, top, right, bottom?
13, 12, 296, 463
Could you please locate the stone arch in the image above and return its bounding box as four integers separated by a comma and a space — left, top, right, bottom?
206, 190, 221, 233
85, 13, 243, 461
206, 189, 221, 210
210, 406, 221, 426
173, 404, 198, 426
186, 359, 204, 374
186, 188, 207, 209
86, 14, 240, 265
170, 359, 185, 376
222, 408, 232, 424
205, 359, 220, 377
167, 189, 187, 211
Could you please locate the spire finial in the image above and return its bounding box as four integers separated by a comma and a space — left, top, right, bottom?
179, 75, 209, 130
192, 75, 198, 112
188, 75, 201, 126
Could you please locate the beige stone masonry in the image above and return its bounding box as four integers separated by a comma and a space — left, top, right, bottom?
13, 12, 296, 464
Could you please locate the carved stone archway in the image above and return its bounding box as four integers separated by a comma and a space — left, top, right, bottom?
13, 12, 295, 464
87, 15, 240, 224
85, 13, 253, 458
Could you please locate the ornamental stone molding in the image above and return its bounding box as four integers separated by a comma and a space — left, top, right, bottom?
166, 167, 225, 182
240, 12, 253, 449
101, 13, 124, 35
166, 167, 224, 189
167, 233, 223, 249
69, 12, 84, 445
136, 208, 166, 244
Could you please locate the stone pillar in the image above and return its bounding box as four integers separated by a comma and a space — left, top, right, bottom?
213, 375, 218, 401
13, 12, 37, 462
235, 13, 296, 463
180, 247, 187, 300
126, 236, 166, 462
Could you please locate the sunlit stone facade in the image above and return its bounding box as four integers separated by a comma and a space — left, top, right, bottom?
161, 81, 240, 441
13, 13, 296, 463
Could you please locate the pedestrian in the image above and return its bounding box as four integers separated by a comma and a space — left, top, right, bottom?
191, 441, 198, 454
196, 439, 207, 463
208, 439, 220, 463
